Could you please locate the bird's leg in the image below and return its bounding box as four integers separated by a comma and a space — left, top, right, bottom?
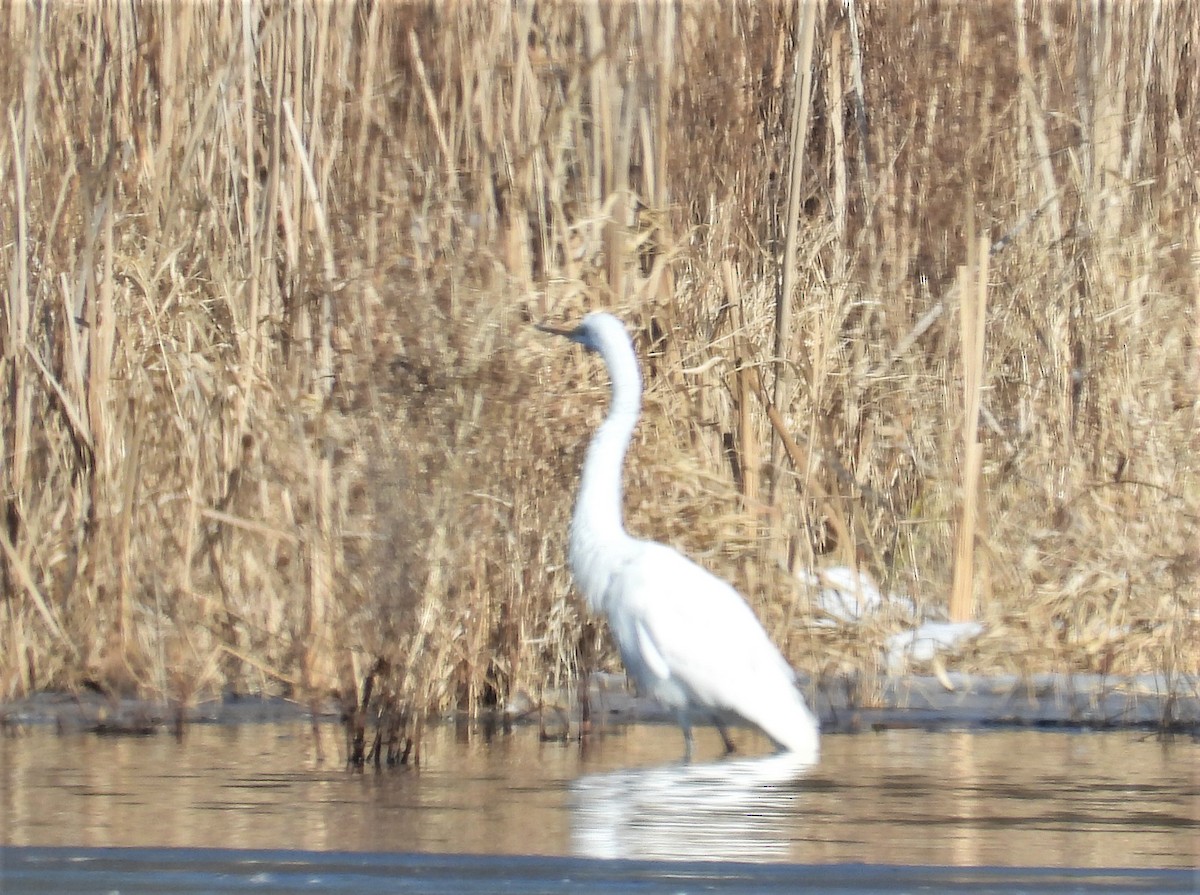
678, 712, 694, 763
713, 716, 737, 755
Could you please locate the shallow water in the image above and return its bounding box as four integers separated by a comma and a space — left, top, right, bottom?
1, 721, 1197, 891
2, 848, 1195, 894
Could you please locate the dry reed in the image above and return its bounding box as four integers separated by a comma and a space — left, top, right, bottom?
0, 2, 1196, 727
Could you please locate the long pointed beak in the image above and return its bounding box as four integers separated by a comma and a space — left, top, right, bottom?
535, 321, 576, 339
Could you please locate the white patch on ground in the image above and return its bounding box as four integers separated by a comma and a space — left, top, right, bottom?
798, 566, 985, 672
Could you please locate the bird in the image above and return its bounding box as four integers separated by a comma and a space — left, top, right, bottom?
538, 311, 820, 762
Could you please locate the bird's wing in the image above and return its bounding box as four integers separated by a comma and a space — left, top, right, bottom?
612, 541, 797, 710
633, 619, 673, 680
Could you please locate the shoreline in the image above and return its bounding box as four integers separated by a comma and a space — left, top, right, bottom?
4, 672, 1196, 737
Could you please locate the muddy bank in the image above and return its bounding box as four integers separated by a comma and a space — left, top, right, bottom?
3, 673, 1196, 738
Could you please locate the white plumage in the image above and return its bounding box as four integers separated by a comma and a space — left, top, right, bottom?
539, 311, 820, 761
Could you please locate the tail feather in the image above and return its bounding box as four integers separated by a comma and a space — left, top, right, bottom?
752, 687, 820, 757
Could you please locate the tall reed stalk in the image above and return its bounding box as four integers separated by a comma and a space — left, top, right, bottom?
950, 233, 989, 623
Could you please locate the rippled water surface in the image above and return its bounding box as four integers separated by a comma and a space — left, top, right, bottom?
1, 721, 1197, 891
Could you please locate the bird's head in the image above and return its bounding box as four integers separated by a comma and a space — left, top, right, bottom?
535, 311, 626, 354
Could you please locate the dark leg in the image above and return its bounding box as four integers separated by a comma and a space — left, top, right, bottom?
678, 712, 694, 763
713, 716, 737, 755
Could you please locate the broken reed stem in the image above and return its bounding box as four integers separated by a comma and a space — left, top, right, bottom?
241, 0, 261, 383
772, 0, 821, 506
950, 234, 989, 623
282, 98, 338, 287
6, 108, 31, 512
828, 25, 848, 249
408, 29, 453, 191
1015, 0, 1065, 247
723, 262, 760, 508
746, 361, 854, 565
0, 522, 70, 648
1194, 215, 1200, 398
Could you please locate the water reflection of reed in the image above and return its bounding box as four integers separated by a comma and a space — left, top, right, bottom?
569, 752, 816, 862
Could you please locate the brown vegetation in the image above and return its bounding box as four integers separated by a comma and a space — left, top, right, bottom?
1, 2, 1197, 724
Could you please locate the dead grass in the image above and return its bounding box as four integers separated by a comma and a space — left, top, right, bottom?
1, 2, 1196, 724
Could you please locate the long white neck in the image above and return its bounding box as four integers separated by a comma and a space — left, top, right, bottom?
568, 327, 642, 612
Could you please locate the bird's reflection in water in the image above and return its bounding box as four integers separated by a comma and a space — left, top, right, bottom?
570, 751, 816, 862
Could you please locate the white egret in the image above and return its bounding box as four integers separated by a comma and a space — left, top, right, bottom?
538, 312, 820, 761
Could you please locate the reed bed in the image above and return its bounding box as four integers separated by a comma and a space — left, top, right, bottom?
1, 2, 1196, 728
